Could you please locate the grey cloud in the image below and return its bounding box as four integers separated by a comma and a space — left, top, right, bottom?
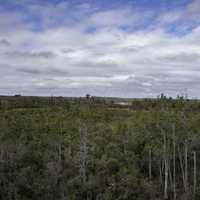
72, 60, 119, 69
4, 51, 56, 59
18, 68, 42, 75
122, 46, 142, 53
15, 62, 118, 78
17, 66, 69, 77
47, 68, 69, 76
187, 0, 200, 16
61, 48, 76, 54
160, 53, 200, 63
149, 70, 200, 96
0, 39, 11, 46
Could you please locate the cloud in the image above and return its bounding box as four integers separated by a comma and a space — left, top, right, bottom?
86, 6, 155, 31
0, 39, 11, 47
187, 0, 200, 15
88, 8, 137, 27
4, 51, 56, 59
157, 0, 200, 31
157, 11, 182, 24
0, 0, 200, 97
160, 53, 200, 64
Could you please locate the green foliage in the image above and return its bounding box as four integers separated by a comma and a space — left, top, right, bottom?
0, 96, 200, 199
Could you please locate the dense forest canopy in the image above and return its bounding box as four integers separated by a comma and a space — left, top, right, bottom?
0, 95, 200, 200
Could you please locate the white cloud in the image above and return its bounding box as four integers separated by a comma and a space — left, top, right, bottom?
157, 11, 182, 24
157, 0, 200, 28
0, 1, 200, 97
88, 8, 138, 27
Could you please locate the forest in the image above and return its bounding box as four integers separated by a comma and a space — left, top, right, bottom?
0, 95, 200, 200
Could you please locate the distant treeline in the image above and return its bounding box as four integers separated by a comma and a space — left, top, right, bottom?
1, 94, 200, 111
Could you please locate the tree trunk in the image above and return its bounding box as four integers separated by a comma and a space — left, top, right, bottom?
159, 159, 163, 193
79, 125, 88, 183
193, 151, 197, 199
164, 158, 168, 200
173, 124, 176, 200
163, 129, 168, 200
184, 140, 188, 198
178, 145, 185, 189
149, 148, 152, 182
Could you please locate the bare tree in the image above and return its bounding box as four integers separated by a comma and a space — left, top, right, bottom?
162, 128, 168, 200
159, 159, 164, 191
149, 148, 152, 182
184, 139, 188, 198
79, 125, 88, 183
193, 151, 197, 199
173, 124, 176, 200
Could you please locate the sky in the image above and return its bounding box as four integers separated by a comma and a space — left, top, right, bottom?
0, 0, 200, 98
